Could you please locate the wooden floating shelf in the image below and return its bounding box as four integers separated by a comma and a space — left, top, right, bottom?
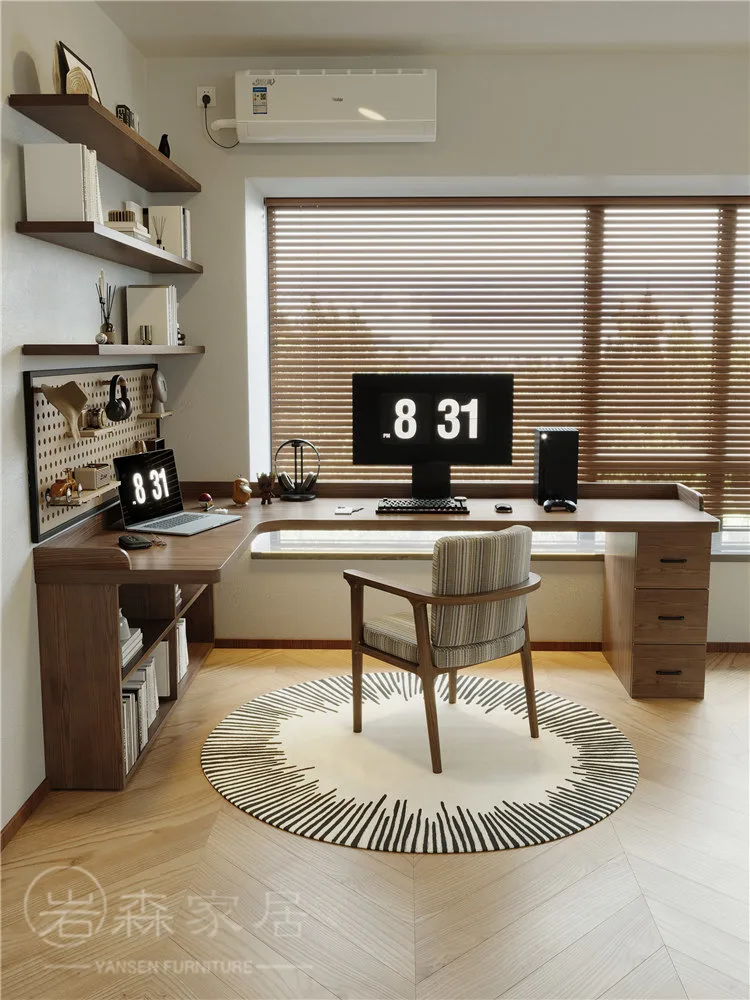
23, 344, 204, 356
16, 222, 203, 274
43, 481, 119, 507
9, 94, 200, 193
138, 411, 174, 419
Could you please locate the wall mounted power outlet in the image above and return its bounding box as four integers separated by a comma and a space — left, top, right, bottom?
197, 87, 216, 108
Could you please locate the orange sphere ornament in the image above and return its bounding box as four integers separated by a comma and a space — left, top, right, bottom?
232, 477, 252, 506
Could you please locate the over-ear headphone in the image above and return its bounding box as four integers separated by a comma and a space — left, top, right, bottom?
273, 439, 321, 501
105, 375, 132, 422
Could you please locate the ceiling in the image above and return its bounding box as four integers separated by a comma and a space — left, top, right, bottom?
98, 1, 750, 58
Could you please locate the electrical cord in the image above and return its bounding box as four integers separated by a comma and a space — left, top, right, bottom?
203, 96, 238, 148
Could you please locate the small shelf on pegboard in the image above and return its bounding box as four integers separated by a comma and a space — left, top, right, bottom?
138, 411, 173, 419
43, 481, 120, 508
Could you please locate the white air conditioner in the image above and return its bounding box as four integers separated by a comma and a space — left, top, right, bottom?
229, 69, 436, 143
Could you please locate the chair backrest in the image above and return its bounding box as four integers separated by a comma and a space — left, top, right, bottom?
430, 526, 533, 648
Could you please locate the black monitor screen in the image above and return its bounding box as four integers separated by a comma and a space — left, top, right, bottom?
352, 373, 513, 466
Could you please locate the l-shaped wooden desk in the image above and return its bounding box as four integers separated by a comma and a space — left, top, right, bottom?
34, 484, 718, 789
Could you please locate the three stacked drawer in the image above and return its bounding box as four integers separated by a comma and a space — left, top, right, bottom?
630, 527, 711, 697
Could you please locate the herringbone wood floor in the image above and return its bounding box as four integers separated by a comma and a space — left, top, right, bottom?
2, 650, 748, 1000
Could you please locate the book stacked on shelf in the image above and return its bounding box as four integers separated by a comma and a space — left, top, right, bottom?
153, 641, 171, 697
126, 285, 179, 345
146, 205, 191, 259
120, 627, 143, 668
176, 619, 189, 681
122, 658, 160, 773
23, 143, 104, 223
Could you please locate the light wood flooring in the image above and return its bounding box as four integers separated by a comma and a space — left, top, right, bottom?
2, 650, 748, 1000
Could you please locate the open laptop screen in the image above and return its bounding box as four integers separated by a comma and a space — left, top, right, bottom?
114, 450, 183, 527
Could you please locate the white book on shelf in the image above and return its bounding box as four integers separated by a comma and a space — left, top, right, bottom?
152, 641, 170, 698
121, 701, 129, 773
123, 676, 149, 751
87, 149, 104, 224
147, 205, 188, 258
126, 285, 175, 345
24, 143, 88, 221
176, 619, 189, 680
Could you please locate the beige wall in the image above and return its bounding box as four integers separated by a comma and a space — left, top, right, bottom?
1, 2, 149, 827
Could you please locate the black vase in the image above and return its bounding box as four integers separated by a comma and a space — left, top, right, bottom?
158, 134, 170, 158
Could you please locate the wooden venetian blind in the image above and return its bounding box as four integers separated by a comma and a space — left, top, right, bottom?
267, 198, 750, 521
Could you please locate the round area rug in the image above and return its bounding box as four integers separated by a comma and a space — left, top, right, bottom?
201, 673, 638, 853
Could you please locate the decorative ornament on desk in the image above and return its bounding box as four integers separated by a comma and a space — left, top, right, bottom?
150, 369, 168, 415
158, 134, 171, 158
198, 492, 214, 511
232, 477, 253, 506
256, 472, 277, 505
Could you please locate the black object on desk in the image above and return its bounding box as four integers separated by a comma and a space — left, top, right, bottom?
543, 498, 578, 513
495, 503, 513, 513
118, 534, 153, 550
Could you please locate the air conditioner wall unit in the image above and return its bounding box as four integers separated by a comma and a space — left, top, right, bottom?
233, 69, 437, 143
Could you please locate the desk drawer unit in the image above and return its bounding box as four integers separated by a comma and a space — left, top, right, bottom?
604, 527, 712, 699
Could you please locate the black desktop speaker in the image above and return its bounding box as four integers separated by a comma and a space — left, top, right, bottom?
533, 427, 579, 505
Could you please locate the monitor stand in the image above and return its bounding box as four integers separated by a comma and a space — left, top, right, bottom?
412, 461, 451, 499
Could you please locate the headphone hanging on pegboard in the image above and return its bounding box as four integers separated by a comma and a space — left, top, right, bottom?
273, 439, 320, 501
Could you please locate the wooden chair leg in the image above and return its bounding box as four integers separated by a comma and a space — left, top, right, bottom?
350, 582, 364, 733
421, 671, 443, 773
520, 613, 539, 739
448, 669, 457, 704
352, 648, 363, 733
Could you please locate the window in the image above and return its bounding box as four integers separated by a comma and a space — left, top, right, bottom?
267, 198, 749, 522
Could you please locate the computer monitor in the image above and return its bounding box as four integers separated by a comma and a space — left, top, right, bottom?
352, 373, 514, 498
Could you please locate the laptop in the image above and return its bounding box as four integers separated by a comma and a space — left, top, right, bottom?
113, 450, 241, 536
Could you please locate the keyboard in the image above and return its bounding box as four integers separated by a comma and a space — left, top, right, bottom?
145, 513, 206, 529
376, 497, 470, 515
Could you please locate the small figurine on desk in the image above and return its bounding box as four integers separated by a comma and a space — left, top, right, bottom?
232, 476, 253, 506
198, 492, 214, 511
256, 472, 276, 505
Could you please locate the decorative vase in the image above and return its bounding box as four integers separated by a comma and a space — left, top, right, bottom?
158, 134, 170, 158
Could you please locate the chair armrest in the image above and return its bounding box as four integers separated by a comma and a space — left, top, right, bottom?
343, 569, 541, 606
343, 569, 433, 603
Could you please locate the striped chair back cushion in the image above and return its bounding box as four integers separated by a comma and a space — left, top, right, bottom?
430, 526, 533, 648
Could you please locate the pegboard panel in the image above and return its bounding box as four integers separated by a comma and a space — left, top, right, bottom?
24, 365, 161, 541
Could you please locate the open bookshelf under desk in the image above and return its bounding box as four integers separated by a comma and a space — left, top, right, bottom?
36, 578, 215, 791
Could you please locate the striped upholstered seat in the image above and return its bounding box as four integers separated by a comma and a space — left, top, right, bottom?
345, 526, 541, 774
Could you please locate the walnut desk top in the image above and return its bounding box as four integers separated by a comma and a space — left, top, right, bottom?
33, 486, 719, 586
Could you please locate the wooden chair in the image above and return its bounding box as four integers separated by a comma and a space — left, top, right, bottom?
344, 526, 541, 774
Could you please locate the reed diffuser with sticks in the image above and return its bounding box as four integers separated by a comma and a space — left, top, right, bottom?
151, 215, 166, 248
95, 270, 117, 344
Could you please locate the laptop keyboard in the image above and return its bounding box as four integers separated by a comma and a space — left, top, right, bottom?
148, 513, 206, 529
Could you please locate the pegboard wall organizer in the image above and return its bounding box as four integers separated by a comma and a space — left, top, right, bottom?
24, 364, 162, 542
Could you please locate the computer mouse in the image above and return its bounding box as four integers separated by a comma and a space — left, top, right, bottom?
118, 534, 153, 550
494, 503, 513, 513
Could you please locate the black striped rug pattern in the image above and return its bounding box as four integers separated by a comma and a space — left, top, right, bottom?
201, 673, 639, 853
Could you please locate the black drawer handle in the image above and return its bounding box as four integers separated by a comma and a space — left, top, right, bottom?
660, 558, 687, 563
658, 615, 685, 621
656, 669, 683, 676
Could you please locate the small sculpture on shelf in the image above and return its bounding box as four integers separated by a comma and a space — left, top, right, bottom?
256, 472, 277, 505
45, 469, 83, 505
232, 477, 253, 506
150, 368, 168, 415
158, 134, 171, 158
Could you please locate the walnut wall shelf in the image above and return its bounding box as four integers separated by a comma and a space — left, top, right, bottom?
16, 223, 202, 274
9, 95, 201, 193
22, 345, 205, 356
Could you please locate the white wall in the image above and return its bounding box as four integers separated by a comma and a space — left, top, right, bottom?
1, 2, 150, 827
